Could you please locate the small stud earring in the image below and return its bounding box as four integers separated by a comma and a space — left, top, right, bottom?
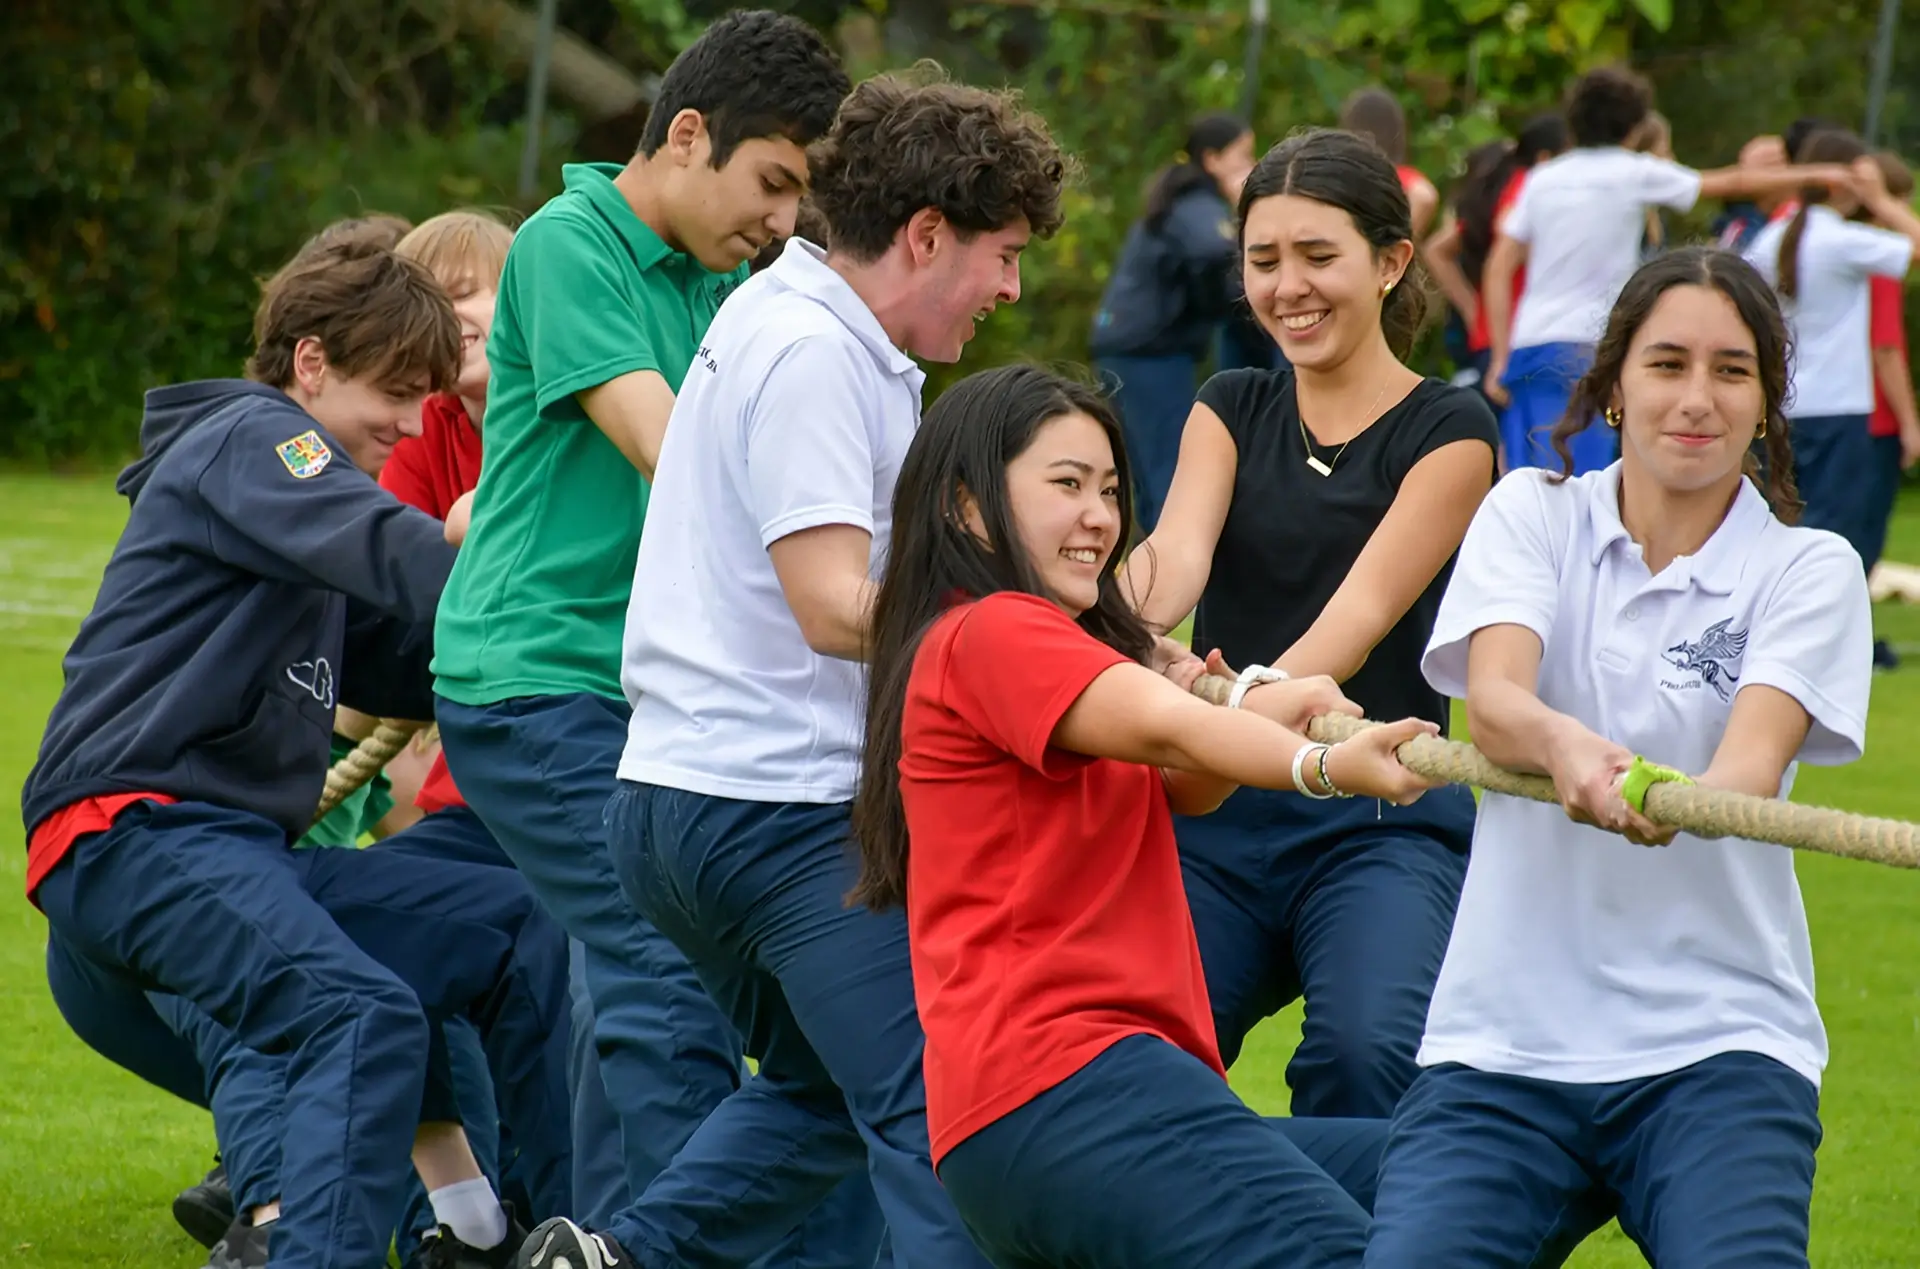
1382, 280, 1395, 297
1604, 407, 1622, 429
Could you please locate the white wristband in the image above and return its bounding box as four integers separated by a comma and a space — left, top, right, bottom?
1291, 743, 1336, 799
1227, 662, 1290, 709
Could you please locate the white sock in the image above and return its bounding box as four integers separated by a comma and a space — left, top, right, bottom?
427, 1177, 508, 1249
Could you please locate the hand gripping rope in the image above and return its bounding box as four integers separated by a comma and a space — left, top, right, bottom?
1188, 674, 1920, 869
312, 719, 431, 827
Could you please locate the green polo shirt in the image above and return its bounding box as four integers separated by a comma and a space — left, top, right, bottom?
432, 163, 747, 705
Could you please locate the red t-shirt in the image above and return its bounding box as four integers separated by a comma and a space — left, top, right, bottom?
1869, 275, 1909, 439
900, 592, 1222, 1164
1470, 169, 1529, 354
381, 393, 483, 521
378, 392, 483, 811
27, 792, 177, 901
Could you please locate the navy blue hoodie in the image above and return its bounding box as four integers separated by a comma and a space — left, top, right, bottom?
1089, 184, 1241, 360
22, 380, 458, 842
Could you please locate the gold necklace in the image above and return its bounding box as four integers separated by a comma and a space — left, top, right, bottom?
1299, 379, 1392, 477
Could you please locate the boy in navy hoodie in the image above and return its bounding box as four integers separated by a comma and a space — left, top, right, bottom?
23, 236, 568, 1269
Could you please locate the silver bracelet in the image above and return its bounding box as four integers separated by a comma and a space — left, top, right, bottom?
1316, 743, 1353, 799
1292, 743, 1336, 799
1228, 662, 1290, 709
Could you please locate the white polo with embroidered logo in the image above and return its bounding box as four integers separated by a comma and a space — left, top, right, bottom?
1418, 465, 1871, 1088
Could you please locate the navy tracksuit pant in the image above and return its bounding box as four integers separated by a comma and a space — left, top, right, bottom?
36, 799, 571, 1269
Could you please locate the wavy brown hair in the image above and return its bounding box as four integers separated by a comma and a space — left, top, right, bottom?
246, 233, 460, 397
809, 66, 1072, 262
1551, 246, 1801, 521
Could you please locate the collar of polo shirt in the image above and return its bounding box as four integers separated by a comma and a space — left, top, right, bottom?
1581, 463, 1771, 595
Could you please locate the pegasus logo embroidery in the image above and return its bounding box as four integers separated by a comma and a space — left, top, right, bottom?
1662, 618, 1748, 702
286, 657, 335, 708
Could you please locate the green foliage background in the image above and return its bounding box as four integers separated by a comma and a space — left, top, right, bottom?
4, 0, 1917, 461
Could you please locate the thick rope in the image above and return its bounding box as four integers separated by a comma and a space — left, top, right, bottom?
312, 719, 430, 827
1190, 675, 1920, 869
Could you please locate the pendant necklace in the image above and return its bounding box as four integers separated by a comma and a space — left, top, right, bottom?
1300, 379, 1392, 477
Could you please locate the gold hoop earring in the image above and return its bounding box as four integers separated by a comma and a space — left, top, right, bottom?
1604, 407, 1622, 429
1382, 280, 1396, 297
1756, 417, 1768, 439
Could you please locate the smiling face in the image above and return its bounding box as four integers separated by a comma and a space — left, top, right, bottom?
288, 336, 431, 477
1613, 283, 1765, 498
1239, 192, 1408, 372
666, 115, 814, 272
443, 275, 498, 403
992, 409, 1122, 615
902, 217, 1029, 364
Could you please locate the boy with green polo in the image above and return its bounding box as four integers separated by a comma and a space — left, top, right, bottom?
428, 11, 870, 1257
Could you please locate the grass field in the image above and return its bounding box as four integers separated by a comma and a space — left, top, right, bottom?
2, 471, 1918, 1265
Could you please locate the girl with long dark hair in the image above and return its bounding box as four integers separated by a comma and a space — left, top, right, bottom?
1091, 113, 1258, 534
1120, 127, 1499, 1123
851, 363, 1438, 1269
1369, 246, 1870, 1268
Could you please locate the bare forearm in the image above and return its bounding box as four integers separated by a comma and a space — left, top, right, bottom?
1484, 264, 1515, 362
1162, 768, 1238, 816
1122, 536, 1211, 635
805, 577, 879, 662
1464, 678, 1586, 775
1148, 700, 1312, 791
1422, 226, 1477, 321
1874, 349, 1920, 429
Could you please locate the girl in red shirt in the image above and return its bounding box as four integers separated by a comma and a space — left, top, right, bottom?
851, 364, 1439, 1269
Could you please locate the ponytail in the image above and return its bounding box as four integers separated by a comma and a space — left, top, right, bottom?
1776, 127, 1871, 302
1776, 204, 1811, 301
1383, 259, 1435, 359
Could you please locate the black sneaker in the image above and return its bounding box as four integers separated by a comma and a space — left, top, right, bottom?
516, 1217, 630, 1268
413, 1204, 531, 1269
205, 1216, 272, 1269
1874, 639, 1901, 672
174, 1162, 237, 1249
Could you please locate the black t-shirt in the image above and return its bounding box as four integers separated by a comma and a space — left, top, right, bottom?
1189, 367, 1499, 734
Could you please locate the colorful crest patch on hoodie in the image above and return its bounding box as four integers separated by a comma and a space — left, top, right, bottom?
276, 429, 333, 479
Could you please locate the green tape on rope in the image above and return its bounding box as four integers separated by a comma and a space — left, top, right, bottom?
1621, 757, 1694, 815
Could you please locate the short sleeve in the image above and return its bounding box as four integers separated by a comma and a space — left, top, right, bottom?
745, 336, 878, 547
1740, 534, 1873, 765
1195, 368, 1276, 453
1397, 386, 1500, 476
1631, 155, 1703, 214
939, 593, 1130, 775
507, 214, 664, 416
1832, 220, 1913, 282
1421, 469, 1565, 698
1870, 277, 1908, 349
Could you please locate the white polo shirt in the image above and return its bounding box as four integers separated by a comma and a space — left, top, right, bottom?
1506, 148, 1703, 350
618, 239, 925, 803
1419, 466, 1872, 1088
1743, 206, 1912, 417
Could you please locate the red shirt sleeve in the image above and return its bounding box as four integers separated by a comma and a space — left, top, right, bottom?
937, 593, 1130, 776
1870, 276, 1908, 352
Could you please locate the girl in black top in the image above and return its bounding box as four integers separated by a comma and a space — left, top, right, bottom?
1121, 128, 1500, 1120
